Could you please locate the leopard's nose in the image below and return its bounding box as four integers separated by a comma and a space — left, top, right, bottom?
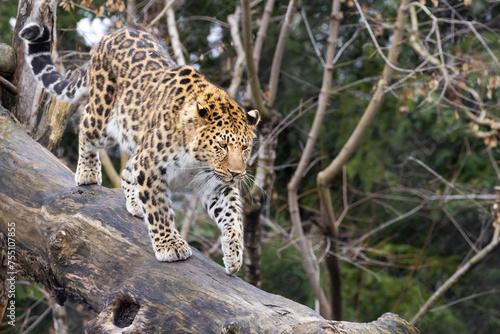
229, 170, 245, 179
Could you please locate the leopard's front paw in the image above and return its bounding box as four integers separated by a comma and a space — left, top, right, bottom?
222, 234, 243, 275
126, 198, 144, 218
154, 238, 192, 262
75, 164, 102, 185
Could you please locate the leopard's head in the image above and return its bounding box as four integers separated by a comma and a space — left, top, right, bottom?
187, 89, 260, 183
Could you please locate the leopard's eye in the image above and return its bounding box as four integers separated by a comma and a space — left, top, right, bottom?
218, 142, 228, 150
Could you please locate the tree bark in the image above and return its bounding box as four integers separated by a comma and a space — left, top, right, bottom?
0, 43, 16, 78
0, 108, 419, 333
10, 0, 59, 133
0, 43, 18, 98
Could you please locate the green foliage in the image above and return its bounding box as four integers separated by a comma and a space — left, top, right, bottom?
0, 283, 52, 333
0, 0, 18, 44
261, 238, 315, 308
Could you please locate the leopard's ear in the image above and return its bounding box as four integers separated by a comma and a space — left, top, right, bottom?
197, 102, 208, 119
246, 109, 260, 127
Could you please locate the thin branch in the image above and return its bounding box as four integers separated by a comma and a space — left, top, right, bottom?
241, 0, 268, 116
267, 0, 299, 107
407, 2, 500, 70
19, 304, 52, 334
165, 0, 186, 65
244, 0, 275, 102
332, 29, 360, 65
181, 16, 230, 28
488, 150, 500, 180
430, 289, 500, 312
405, 3, 450, 107
0, 75, 18, 95
330, 75, 379, 95
227, 7, 246, 99
353, 0, 412, 74
149, 0, 175, 28
411, 218, 500, 325
407, 156, 455, 189
126, 0, 136, 26
253, 0, 275, 68
442, 207, 478, 253
300, 8, 325, 66
99, 149, 121, 188
180, 195, 198, 240
352, 201, 427, 247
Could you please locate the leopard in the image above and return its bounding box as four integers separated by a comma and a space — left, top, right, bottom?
19, 23, 260, 274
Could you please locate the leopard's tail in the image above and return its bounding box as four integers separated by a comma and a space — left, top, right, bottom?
19, 22, 88, 103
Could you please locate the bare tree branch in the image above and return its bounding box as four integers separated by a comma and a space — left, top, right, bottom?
180, 195, 198, 240
267, 0, 299, 108
287, 0, 341, 319
227, 7, 246, 99
0, 75, 18, 95
126, 0, 136, 26
300, 8, 325, 67
315, 0, 410, 319
244, 0, 275, 102
430, 289, 500, 312
240, 0, 278, 288
253, 0, 275, 69
164, 0, 185, 65
354, 0, 412, 74
99, 149, 121, 188
241, 0, 268, 117
317, 0, 411, 200
148, 0, 174, 27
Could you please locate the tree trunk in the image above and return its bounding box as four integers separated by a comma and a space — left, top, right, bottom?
0, 44, 16, 78
0, 108, 419, 333
10, 0, 59, 133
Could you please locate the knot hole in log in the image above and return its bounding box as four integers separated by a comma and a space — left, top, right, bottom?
221, 318, 239, 334
49, 224, 90, 265
113, 295, 140, 328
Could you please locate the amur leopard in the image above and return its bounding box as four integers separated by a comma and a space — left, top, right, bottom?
20, 23, 260, 274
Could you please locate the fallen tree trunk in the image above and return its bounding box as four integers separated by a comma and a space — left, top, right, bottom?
0, 108, 419, 333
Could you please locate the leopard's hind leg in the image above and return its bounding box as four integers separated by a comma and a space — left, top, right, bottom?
75, 106, 104, 185
75, 50, 117, 186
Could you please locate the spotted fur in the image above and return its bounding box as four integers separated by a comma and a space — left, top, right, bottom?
20, 23, 260, 274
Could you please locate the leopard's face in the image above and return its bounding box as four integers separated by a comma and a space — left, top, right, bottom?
187, 91, 260, 183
